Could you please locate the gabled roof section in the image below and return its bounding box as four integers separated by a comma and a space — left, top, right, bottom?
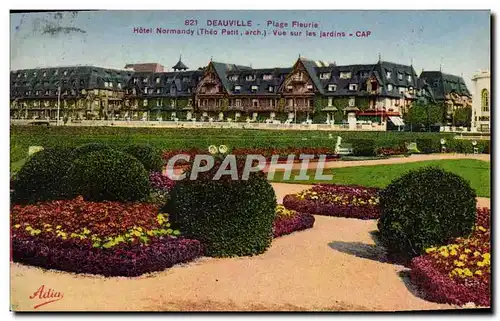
299, 57, 331, 94
210, 61, 252, 93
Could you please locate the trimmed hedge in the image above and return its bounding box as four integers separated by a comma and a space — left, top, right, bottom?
125, 144, 164, 172
67, 149, 150, 202
11, 235, 203, 277
73, 143, 114, 158
168, 161, 277, 257
377, 166, 477, 261
351, 139, 376, 156
11, 147, 75, 204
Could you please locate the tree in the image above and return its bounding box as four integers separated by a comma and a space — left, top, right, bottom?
452, 106, 472, 127
404, 101, 444, 130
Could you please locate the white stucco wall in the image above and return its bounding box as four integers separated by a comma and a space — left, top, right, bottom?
471, 70, 490, 132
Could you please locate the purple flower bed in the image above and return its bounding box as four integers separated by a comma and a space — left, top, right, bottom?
12, 234, 204, 277
273, 213, 315, 238
149, 171, 176, 192
410, 256, 490, 307
282, 184, 381, 220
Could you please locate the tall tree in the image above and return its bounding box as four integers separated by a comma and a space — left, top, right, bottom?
452, 106, 472, 127
404, 101, 444, 129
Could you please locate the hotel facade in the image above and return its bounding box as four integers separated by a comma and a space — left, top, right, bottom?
9, 56, 472, 127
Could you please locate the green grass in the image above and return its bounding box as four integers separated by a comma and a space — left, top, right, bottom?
270, 159, 491, 198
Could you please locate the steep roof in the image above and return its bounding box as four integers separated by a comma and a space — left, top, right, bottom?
419, 71, 471, 100
211, 61, 252, 93
172, 57, 188, 71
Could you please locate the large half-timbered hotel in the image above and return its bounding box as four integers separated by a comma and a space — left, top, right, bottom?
10, 57, 472, 125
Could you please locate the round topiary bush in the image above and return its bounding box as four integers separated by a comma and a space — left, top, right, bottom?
124, 144, 164, 172
73, 143, 114, 159
351, 139, 376, 156
11, 147, 75, 204
167, 160, 277, 257
377, 166, 477, 261
67, 149, 150, 202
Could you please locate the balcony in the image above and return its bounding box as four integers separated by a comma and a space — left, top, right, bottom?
290, 75, 306, 84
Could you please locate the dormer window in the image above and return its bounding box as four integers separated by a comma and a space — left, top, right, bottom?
246, 75, 255, 81
167, 77, 174, 83
63, 70, 68, 76
340, 72, 351, 79
117, 82, 122, 89
45, 90, 49, 95
35, 90, 40, 95
398, 73, 403, 80
155, 77, 160, 84
320, 73, 331, 80
104, 81, 109, 87
349, 84, 358, 91
170, 87, 176, 94
53, 70, 58, 76
328, 84, 337, 92
251, 85, 258, 92
349, 98, 355, 107
268, 86, 274, 92
263, 74, 272, 81
23, 73, 27, 78
234, 85, 241, 92
182, 77, 189, 82
109, 82, 113, 88
387, 84, 393, 91
361, 72, 369, 77
286, 85, 293, 91
156, 88, 161, 94
307, 84, 313, 90
33, 71, 37, 77
142, 77, 148, 84
148, 88, 154, 94
133, 78, 138, 84
407, 75, 412, 82
386, 71, 391, 78
17, 73, 21, 78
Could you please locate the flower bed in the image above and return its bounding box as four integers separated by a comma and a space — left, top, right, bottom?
273, 205, 315, 238
282, 184, 380, 220
410, 207, 491, 307
162, 147, 339, 166
10, 197, 203, 276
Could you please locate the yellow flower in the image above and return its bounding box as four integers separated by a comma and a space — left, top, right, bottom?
464, 268, 473, 277
454, 260, 465, 267
459, 254, 467, 260
450, 249, 458, 256
477, 261, 485, 267
56, 225, 62, 229
475, 270, 483, 276
425, 247, 437, 253
14, 224, 21, 229
482, 253, 490, 260
465, 249, 472, 253
440, 251, 449, 258
474, 251, 481, 257
477, 226, 487, 232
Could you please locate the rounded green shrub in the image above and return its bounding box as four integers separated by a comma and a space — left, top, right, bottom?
167, 161, 277, 257
124, 144, 164, 172
415, 138, 439, 154
73, 143, 114, 158
377, 166, 477, 261
67, 149, 150, 202
11, 147, 75, 204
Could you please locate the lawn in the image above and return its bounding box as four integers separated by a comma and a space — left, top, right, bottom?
271, 159, 491, 198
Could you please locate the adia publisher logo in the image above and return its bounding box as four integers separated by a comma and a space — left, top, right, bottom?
29, 285, 64, 309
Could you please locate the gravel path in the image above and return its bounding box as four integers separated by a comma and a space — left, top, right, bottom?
10, 154, 490, 312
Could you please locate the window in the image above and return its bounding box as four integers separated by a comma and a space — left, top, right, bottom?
35, 90, 40, 95
269, 99, 274, 107
286, 85, 293, 91
201, 87, 206, 93
479, 116, 490, 121
148, 88, 153, 94
481, 89, 489, 112
386, 71, 391, 78
407, 75, 412, 82
187, 99, 192, 106
320, 73, 331, 80
398, 73, 403, 80
361, 72, 369, 77
309, 99, 314, 107
117, 82, 122, 89
156, 77, 160, 84
104, 81, 108, 87
349, 98, 355, 107
54, 70, 58, 76
387, 84, 393, 91
24, 73, 28, 78
287, 98, 293, 107
133, 78, 138, 84
340, 72, 351, 79
399, 87, 406, 94
94, 89, 99, 95
349, 84, 358, 91
156, 88, 161, 94
144, 87, 149, 94
71, 89, 76, 95
307, 84, 313, 90
183, 77, 189, 82
252, 99, 259, 107
251, 85, 258, 92
17, 73, 21, 78
142, 77, 148, 84
230, 75, 239, 81
328, 97, 333, 106
156, 99, 161, 107
246, 75, 255, 81
33, 71, 37, 77
167, 77, 174, 83
263, 74, 272, 80
235, 99, 242, 107
170, 87, 176, 94
45, 90, 49, 95
328, 84, 337, 92
132, 88, 137, 95
63, 70, 68, 76
44, 100, 50, 107
268, 86, 274, 92
234, 85, 241, 92
143, 99, 148, 107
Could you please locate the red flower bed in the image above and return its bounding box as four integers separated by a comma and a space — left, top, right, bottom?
410, 208, 491, 307
282, 184, 381, 220
10, 197, 204, 276
273, 213, 315, 238
162, 147, 339, 165
12, 234, 203, 277
376, 146, 407, 156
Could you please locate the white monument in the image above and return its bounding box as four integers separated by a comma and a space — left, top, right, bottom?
471, 70, 490, 132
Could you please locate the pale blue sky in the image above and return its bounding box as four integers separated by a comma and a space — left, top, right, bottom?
10, 10, 490, 89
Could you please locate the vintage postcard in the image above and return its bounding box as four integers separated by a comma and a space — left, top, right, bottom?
9, 9, 491, 312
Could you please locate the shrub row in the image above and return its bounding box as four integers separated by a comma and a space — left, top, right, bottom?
273, 213, 315, 238
12, 234, 204, 277
282, 184, 381, 220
